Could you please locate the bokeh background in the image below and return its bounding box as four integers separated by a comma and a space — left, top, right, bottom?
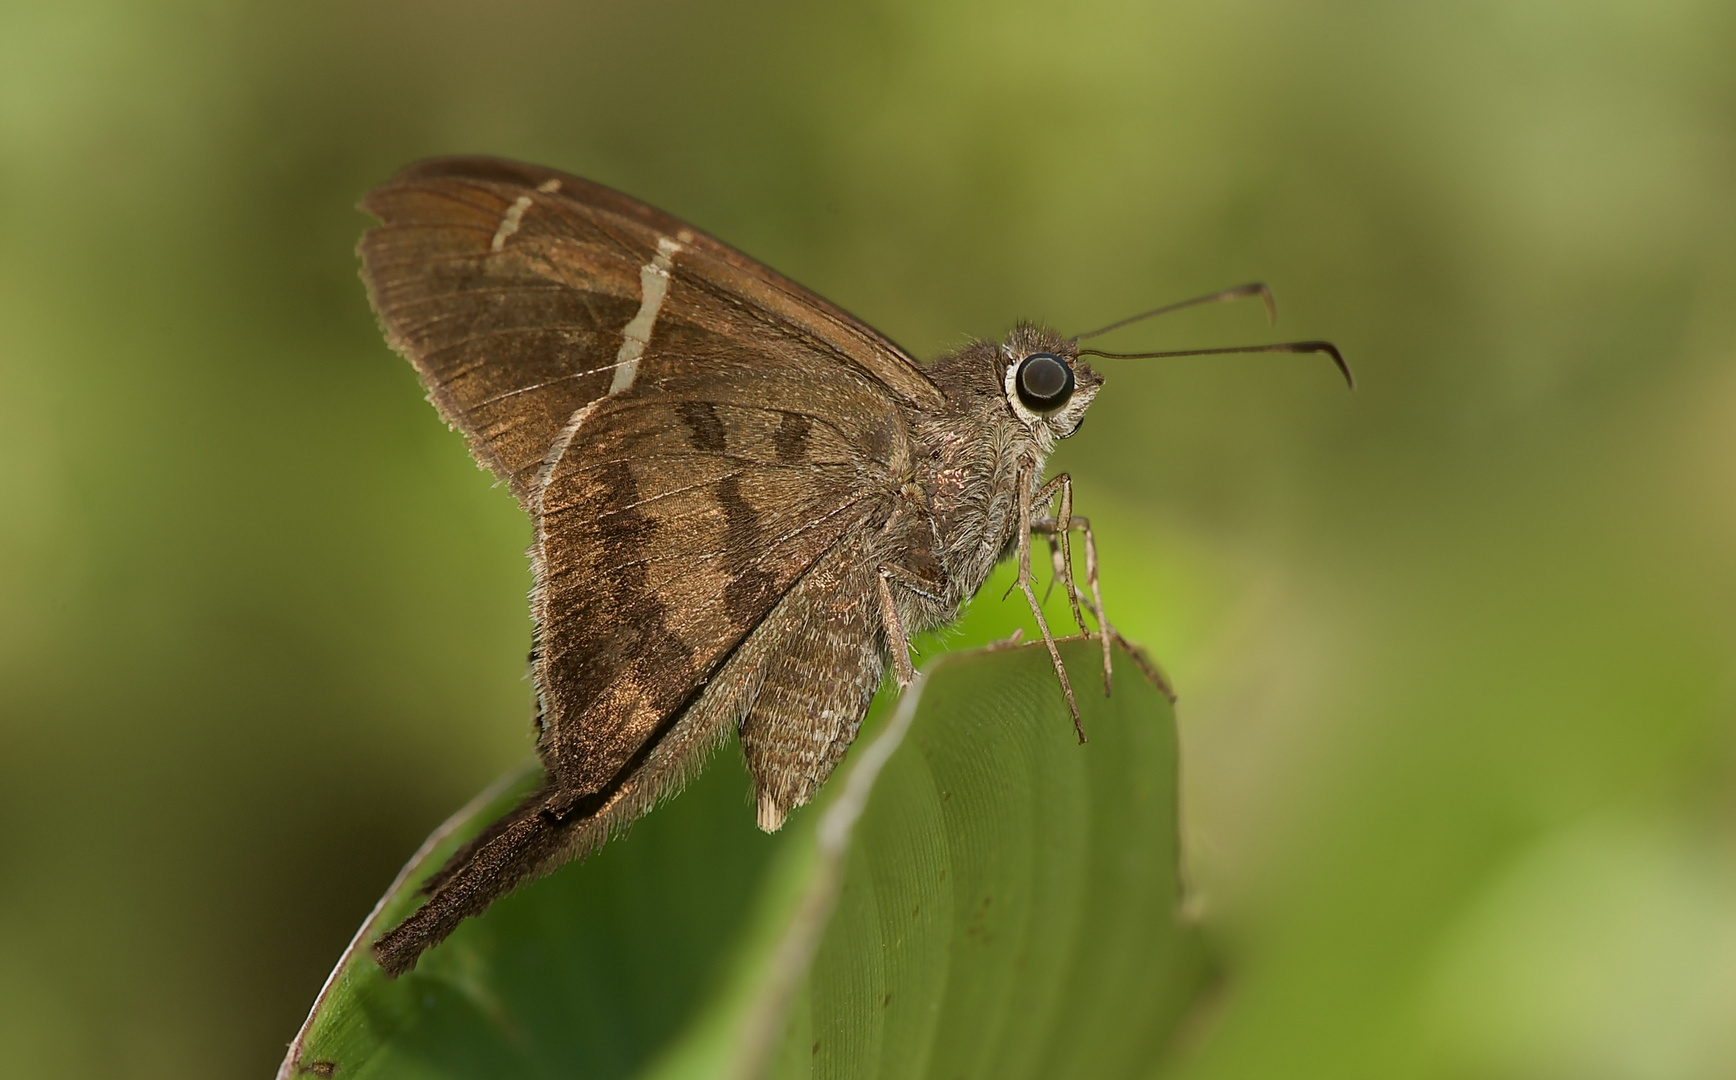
3, 1, 1734, 1077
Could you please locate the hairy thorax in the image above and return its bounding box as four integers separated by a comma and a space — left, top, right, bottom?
889, 344, 1054, 635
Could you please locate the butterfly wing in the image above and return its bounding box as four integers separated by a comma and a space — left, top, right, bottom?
359, 155, 942, 505
359, 156, 938, 797
359, 158, 962, 974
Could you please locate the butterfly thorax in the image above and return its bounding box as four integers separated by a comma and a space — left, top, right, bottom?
894, 324, 1103, 634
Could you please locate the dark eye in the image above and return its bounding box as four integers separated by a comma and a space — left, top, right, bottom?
1015, 353, 1075, 413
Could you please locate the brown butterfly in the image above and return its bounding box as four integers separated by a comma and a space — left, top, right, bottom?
359, 156, 1347, 975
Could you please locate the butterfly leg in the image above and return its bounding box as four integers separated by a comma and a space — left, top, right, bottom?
1042, 535, 1062, 604
876, 561, 947, 689
1030, 471, 1109, 700
1030, 515, 1176, 702
1030, 473, 1090, 638
1032, 512, 1112, 697
874, 568, 917, 689
1018, 468, 1086, 743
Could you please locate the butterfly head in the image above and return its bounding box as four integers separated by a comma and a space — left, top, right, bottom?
999, 324, 1102, 446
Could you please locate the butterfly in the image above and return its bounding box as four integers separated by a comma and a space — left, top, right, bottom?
358, 156, 1346, 975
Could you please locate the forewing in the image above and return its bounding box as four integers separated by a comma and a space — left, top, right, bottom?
358, 155, 942, 505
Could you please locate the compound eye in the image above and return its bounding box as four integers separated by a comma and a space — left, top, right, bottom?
1015, 353, 1075, 413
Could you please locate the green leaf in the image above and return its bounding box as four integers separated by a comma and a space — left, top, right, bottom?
279, 639, 1212, 1080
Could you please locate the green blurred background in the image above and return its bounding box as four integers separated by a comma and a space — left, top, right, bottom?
3, 1, 1733, 1077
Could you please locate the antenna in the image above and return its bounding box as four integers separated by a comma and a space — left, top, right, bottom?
1072, 282, 1276, 342
1077, 340, 1354, 389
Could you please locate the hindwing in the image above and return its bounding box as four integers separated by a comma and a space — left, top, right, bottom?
533, 385, 892, 798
